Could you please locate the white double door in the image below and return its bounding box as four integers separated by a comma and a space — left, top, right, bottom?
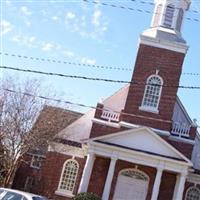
113, 175, 148, 200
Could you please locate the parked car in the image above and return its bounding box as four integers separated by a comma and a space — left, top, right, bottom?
0, 188, 48, 200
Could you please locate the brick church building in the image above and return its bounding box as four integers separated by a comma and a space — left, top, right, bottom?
13, 0, 200, 199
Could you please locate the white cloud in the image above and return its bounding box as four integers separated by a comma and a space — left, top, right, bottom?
5, 0, 12, 6
0, 20, 13, 36
29, 36, 36, 43
81, 57, 96, 65
52, 16, 59, 21
12, 34, 37, 48
63, 51, 74, 58
20, 6, 32, 16
92, 10, 101, 27
64, 7, 109, 40
42, 42, 54, 51
12, 35, 20, 43
66, 12, 76, 19
25, 21, 31, 27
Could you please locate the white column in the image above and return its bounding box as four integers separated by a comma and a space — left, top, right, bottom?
172, 172, 187, 200
151, 167, 163, 200
78, 153, 95, 193
102, 157, 117, 200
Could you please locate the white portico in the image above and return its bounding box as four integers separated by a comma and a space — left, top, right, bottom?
78, 127, 192, 200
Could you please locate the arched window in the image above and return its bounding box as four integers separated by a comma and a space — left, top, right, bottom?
163, 4, 175, 28
58, 159, 79, 194
176, 8, 184, 32
120, 169, 149, 182
141, 75, 163, 113
185, 186, 200, 200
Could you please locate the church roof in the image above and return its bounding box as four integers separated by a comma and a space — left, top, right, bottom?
28, 105, 82, 155
56, 84, 130, 141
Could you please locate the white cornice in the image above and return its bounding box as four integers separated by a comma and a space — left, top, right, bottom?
48, 142, 86, 158
140, 35, 188, 54
92, 118, 121, 129
187, 173, 200, 184
169, 135, 195, 145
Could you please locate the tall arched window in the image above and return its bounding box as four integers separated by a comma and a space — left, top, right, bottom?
57, 159, 79, 195
163, 4, 175, 28
140, 75, 163, 113
185, 186, 200, 200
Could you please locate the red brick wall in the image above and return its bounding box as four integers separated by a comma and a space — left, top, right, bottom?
123, 44, 185, 131
164, 138, 193, 159
39, 151, 85, 200
88, 157, 110, 197
157, 171, 176, 200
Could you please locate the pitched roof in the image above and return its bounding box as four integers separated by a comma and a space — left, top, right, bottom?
56, 84, 130, 141
29, 105, 82, 154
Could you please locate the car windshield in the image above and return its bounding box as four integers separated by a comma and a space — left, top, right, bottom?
32, 197, 48, 200
1, 191, 26, 200
0, 189, 4, 195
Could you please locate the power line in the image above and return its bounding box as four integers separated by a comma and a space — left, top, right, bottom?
129, 0, 200, 14
3, 87, 173, 123
1, 52, 200, 76
0, 52, 131, 71
83, 0, 200, 22
1, 65, 200, 89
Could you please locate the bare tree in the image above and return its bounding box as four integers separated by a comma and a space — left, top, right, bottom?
0, 76, 51, 187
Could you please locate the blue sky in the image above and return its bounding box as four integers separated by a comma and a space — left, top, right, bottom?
0, 0, 200, 125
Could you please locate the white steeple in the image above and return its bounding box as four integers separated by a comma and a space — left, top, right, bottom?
140, 0, 191, 54
151, 0, 191, 32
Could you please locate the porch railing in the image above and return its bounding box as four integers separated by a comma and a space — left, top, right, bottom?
101, 110, 120, 122
171, 122, 190, 137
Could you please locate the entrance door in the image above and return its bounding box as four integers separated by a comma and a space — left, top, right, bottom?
113, 169, 149, 200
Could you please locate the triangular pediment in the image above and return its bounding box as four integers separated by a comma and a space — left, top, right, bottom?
91, 127, 191, 163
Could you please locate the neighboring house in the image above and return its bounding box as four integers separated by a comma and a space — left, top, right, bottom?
12, 105, 82, 194
13, 0, 200, 200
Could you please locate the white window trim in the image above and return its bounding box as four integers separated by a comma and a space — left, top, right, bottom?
55, 190, 74, 198
56, 159, 79, 196
185, 186, 200, 200
24, 176, 34, 191
140, 74, 163, 114
30, 155, 43, 169
119, 168, 150, 182
139, 105, 159, 114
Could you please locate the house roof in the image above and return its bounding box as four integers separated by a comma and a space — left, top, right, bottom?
29, 105, 82, 154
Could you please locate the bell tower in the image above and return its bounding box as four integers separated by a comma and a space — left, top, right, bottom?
151, 0, 190, 32
123, 0, 191, 131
